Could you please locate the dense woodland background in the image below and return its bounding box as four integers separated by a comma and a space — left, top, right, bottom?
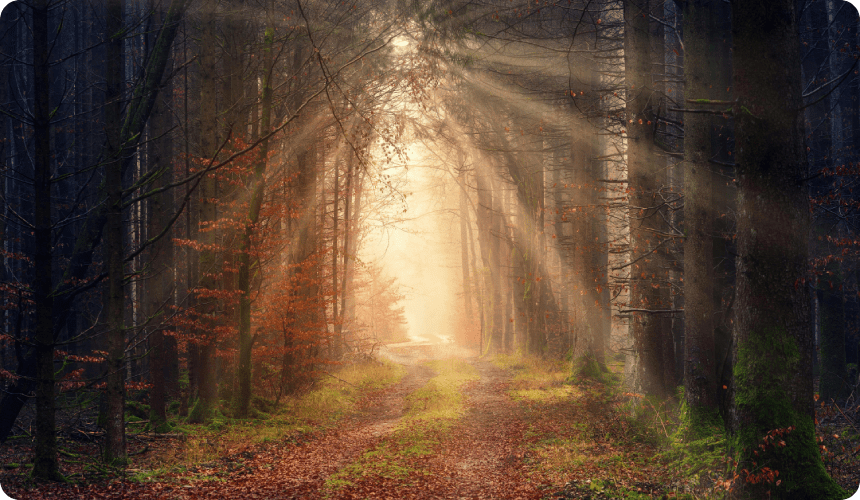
0, 0, 859, 497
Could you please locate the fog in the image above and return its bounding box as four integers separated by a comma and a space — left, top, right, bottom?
360, 146, 465, 344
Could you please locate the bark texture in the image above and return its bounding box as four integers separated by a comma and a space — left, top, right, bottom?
730, 0, 845, 496
682, 0, 719, 416
625, 0, 667, 397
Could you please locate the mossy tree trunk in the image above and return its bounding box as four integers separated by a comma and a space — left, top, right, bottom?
730, 0, 845, 496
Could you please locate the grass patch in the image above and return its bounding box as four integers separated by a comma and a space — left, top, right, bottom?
492, 353, 576, 400
324, 358, 477, 493
403, 359, 478, 427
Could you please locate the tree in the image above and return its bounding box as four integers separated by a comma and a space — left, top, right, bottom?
681, 0, 721, 423
31, 0, 61, 480
624, 0, 670, 397
729, 0, 845, 496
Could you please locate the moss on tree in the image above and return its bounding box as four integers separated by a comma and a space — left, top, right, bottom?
732, 327, 845, 499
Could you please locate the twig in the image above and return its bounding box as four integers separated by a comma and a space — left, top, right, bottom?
618, 308, 683, 314
129, 445, 150, 456
321, 370, 360, 388
833, 402, 860, 437
668, 107, 732, 115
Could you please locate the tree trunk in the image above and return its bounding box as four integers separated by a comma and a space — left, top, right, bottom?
682, 0, 719, 419
189, 0, 220, 424
475, 167, 495, 354
102, 0, 128, 465
146, 53, 174, 433
625, 0, 667, 397
458, 170, 474, 324
235, 25, 274, 418
730, 0, 845, 496
31, 0, 61, 480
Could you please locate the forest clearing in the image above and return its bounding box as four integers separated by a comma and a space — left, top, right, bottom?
3, 0, 860, 498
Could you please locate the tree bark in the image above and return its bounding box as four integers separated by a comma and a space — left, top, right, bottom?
31, 0, 61, 480
235, 25, 274, 418
474, 167, 496, 354
189, 0, 220, 424
625, 0, 667, 397
682, 0, 719, 418
103, 0, 128, 465
730, 0, 845, 496
145, 0, 176, 433
458, 169, 474, 326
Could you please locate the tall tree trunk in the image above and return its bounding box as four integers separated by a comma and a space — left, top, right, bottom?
189, 0, 220, 424
146, 35, 174, 432
31, 0, 61, 480
103, 0, 128, 465
332, 154, 340, 355
235, 25, 274, 418
682, 0, 719, 420
625, 0, 666, 397
490, 177, 504, 353
730, 0, 844, 496
457, 168, 475, 339
475, 167, 495, 354
343, 166, 363, 329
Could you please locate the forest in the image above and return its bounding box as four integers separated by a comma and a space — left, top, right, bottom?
0, 0, 859, 498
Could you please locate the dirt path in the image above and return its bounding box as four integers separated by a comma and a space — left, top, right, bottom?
414, 358, 547, 499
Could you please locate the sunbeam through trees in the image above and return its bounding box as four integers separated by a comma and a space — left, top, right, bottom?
0, 0, 859, 498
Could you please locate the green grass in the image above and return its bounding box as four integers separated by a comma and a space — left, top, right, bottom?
492, 353, 574, 400
403, 359, 478, 426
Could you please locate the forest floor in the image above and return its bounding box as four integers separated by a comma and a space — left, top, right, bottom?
2, 343, 859, 499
